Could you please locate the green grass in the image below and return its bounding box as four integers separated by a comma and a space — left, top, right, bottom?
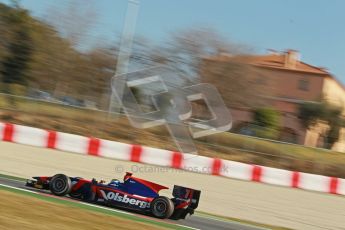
206, 131, 345, 164
0, 93, 105, 120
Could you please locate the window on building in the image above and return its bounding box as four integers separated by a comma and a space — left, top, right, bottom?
298, 79, 309, 91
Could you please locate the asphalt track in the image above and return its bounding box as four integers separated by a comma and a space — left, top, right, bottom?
2, 141, 345, 229
0, 176, 261, 230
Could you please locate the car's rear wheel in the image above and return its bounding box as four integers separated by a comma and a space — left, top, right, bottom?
151, 196, 174, 219
50, 174, 72, 196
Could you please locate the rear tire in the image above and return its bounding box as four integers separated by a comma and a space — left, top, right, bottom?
151, 196, 174, 219
50, 174, 72, 196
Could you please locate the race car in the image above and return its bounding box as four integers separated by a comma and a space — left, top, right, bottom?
25, 172, 201, 219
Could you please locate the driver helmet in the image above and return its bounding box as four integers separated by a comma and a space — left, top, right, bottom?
109, 179, 120, 187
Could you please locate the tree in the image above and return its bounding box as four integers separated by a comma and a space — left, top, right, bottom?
298, 102, 322, 129
254, 107, 279, 127
252, 107, 280, 139
79, 47, 117, 106
128, 27, 262, 110
130, 27, 252, 84
200, 58, 268, 108
163, 27, 251, 82
298, 101, 344, 149
0, 4, 10, 64
0, 1, 114, 105
1, 3, 33, 87
34, 0, 100, 99
44, 0, 98, 48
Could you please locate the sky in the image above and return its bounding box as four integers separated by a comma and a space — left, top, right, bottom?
2, 0, 345, 83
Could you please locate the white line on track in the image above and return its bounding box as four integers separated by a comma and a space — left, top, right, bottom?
0, 183, 38, 194
176, 224, 200, 230
195, 213, 267, 230
195, 213, 233, 223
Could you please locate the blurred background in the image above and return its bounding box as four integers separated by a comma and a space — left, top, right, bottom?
1, 0, 345, 178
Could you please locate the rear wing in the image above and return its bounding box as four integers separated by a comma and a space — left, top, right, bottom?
172, 185, 201, 209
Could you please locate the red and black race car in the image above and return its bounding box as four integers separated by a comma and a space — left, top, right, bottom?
25, 172, 201, 219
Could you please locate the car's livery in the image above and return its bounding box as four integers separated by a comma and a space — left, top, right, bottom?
25, 172, 201, 219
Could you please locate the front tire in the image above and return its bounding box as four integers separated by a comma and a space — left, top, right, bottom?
50, 174, 72, 196
69, 191, 83, 199
151, 196, 174, 219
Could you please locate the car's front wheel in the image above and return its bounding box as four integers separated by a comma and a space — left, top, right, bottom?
69, 191, 83, 199
50, 174, 72, 196
151, 196, 174, 219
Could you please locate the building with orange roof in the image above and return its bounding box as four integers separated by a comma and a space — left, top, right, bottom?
201, 50, 345, 151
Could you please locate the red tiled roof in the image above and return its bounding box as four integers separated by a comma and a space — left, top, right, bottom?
205, 53, 329, 75
204, 51, 345, 91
